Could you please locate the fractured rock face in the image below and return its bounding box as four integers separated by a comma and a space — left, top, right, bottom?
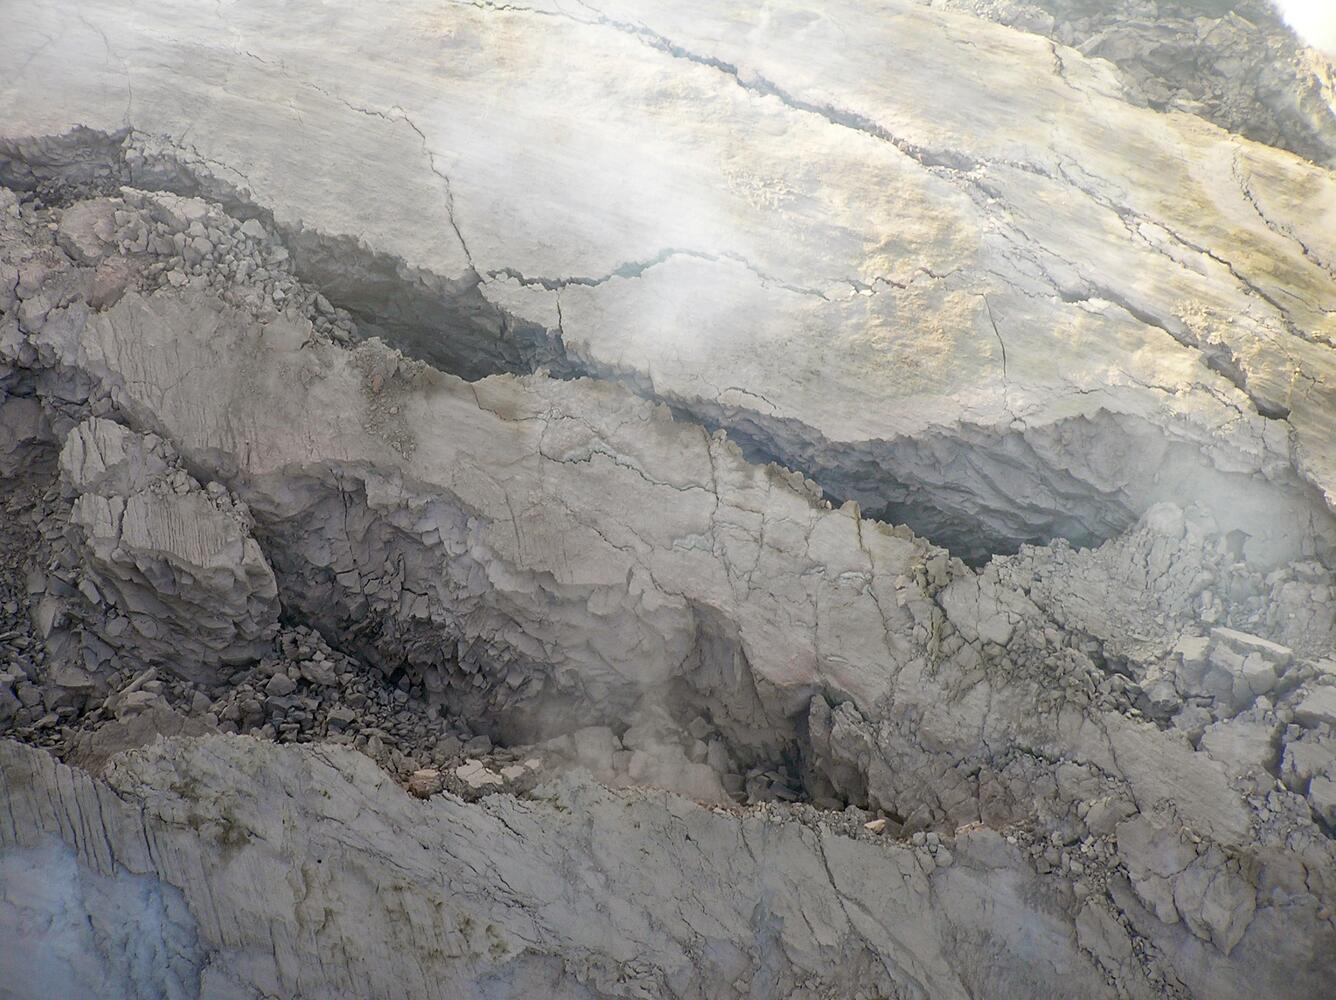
936, 0, 1336, 168
5, 0, 1336, 564
0, 1, 1334, 998
54, 198, 118, 267
0, 736, 1134, 1000
0, 117, 1334, 1000
0, 837, 202, 1000
60, 417, 279, 681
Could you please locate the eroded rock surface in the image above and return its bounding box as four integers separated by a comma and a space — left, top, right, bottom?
0, 2, 1334, 998
933, 0, 1336, 167
5, 0, 1336, 562
61, 417, 280, 678
0, 736, 1130, 1000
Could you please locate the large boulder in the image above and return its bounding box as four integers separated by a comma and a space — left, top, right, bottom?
60, 417, 279, 681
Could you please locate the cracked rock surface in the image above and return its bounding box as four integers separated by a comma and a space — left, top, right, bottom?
6, 0, 1336, 562
1, 2, 1335, 999
933, 0, 1336, 168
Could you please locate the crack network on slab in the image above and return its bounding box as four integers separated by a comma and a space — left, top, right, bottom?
302, 82, 477, 273
1232, 150, 1336, 283
488, 248, 828, 299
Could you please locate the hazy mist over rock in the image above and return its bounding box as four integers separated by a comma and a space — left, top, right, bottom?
1, 2, 1334, 998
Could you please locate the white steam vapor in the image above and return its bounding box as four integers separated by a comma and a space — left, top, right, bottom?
1272, 0, 1336, 54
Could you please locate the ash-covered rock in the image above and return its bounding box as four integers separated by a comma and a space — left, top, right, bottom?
61, 417, 281, 679
2, 176, 1335, 996
934, 0, 1336, 167
2, 9, 1336, 989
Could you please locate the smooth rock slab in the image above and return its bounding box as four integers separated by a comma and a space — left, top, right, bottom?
1295, 685, 1336, 729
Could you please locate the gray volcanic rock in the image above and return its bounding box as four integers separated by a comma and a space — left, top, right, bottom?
935, 1, 1336, 165
1, 171, 1334, 1000
0, 2, 1334, 998
60, 417, 280, 681
934, 0, 1336, 167
0, 736, 1277, 999
3, 0, 1335, 561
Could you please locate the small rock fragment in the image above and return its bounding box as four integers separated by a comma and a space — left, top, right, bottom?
265, 674, 297, 698
455, 759, 503, 790
1295, 687, 1336, 730
408, 768, 443, 799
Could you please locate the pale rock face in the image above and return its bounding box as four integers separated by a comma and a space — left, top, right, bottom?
0, 737, 1235, 999
55, 199, 119, 267
1310, 775, 1336, 825
1199, 717, 1281, 791
934, 0, 1336, 166
1295, 684, 1336, 728
60, 417, 280, 681
0, 839, 202, 1000
0, 1, 1334, 998
3, 0, 1336, 561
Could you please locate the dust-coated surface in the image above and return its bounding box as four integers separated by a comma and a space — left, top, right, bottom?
1, 2, 1335, 999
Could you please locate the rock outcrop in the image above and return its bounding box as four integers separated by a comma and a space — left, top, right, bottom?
5, 0, 1336, 562
0, 1, 1333, 998
0, 736, 1130, 1000
934, 0, 1336, 167
61, 417, 280, 679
